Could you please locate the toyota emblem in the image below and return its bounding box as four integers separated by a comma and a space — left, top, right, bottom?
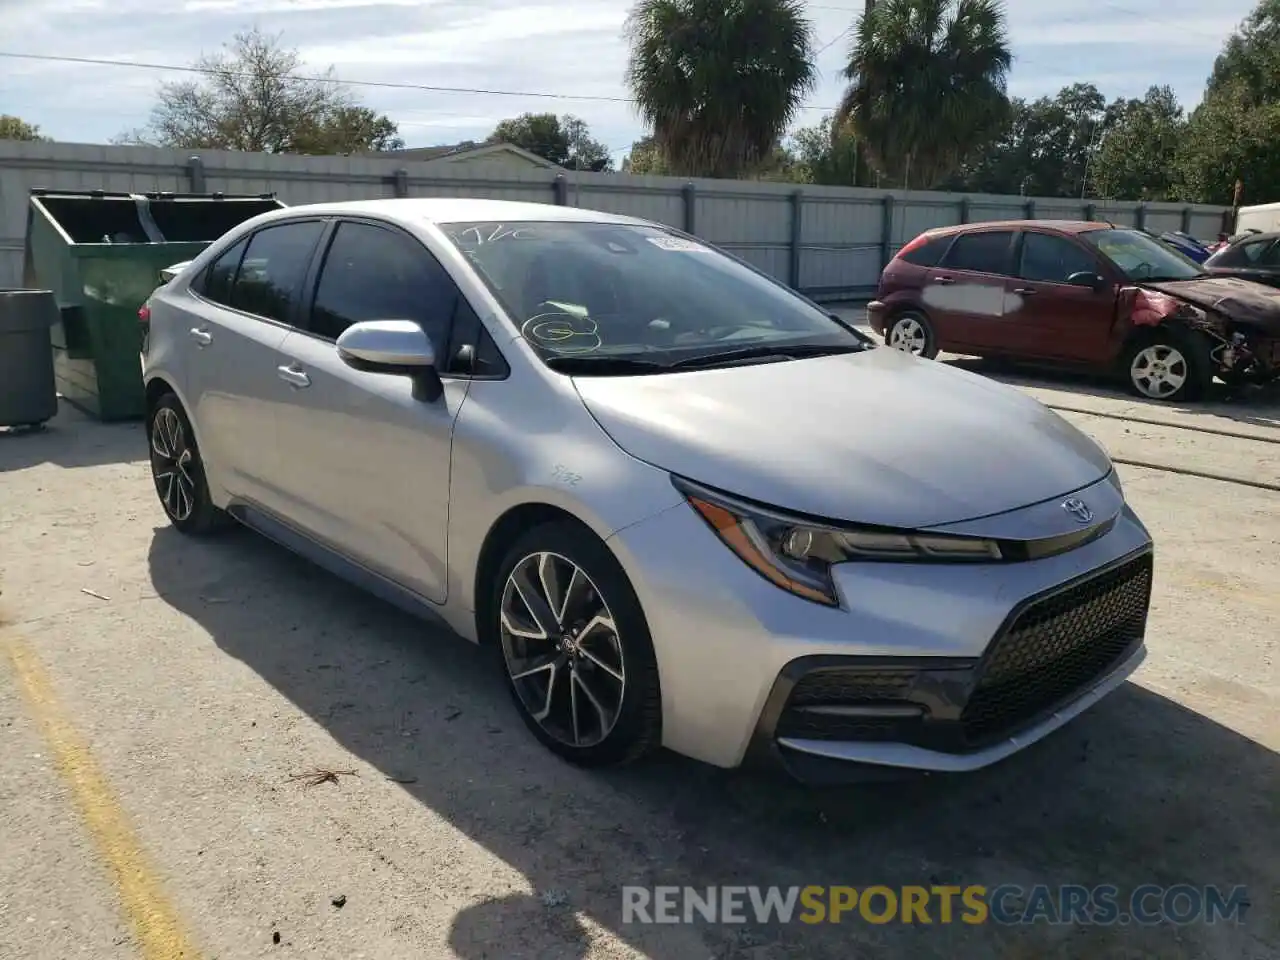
1062, 497, 1093, 524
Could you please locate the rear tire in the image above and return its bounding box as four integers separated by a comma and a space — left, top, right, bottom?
1122, 329, 1213, 402
484, 520, 662, 768
146, 393, 232, 535
885, 310, 938, 359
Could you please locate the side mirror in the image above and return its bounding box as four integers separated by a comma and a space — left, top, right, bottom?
1066, 271, 1109, 293
336, 319, 442, 401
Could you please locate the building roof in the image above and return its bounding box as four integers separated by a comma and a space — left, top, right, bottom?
380, 141, 558, 169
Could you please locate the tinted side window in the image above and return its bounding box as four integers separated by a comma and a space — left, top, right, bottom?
1018, 233, 1101, 284
941, 231, 1014, 274
196, 237, 248, 306
229, 221, 325, 324
444, 296, 509, 378
899, 235, 953, 267
310, 221, 457, 346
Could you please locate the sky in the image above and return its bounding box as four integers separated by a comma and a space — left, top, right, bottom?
0, 0, 1260, 162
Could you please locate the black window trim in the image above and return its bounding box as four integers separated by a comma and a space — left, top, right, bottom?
1013, 229, 1107, 286
297, 215, 510, 381
938, 228, 1018, 277
187, 216, 329, 332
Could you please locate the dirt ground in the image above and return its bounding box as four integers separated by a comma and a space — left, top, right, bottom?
1, 347, 1277, 960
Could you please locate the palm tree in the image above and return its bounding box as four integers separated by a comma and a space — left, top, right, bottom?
624, 0, 817, 179
838, 0, 1012, 189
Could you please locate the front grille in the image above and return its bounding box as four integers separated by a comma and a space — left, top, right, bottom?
961, 552, 1153, 743
775, 668, 918, 742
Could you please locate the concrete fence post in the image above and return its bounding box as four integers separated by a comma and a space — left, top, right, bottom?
186, 156, 206, 194
789, 189, 803, 289
682, 182, 696, 234
880, 195, 896, 270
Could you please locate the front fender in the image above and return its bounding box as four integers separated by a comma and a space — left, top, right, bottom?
445, 374, 685, 619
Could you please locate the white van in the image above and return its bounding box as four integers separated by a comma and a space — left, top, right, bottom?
1233, 201, 1280, 234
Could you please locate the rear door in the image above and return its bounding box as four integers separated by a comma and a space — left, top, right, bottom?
183, 219, 326, 511
1000, 230, 1120, 363
926, 229, 1018, 351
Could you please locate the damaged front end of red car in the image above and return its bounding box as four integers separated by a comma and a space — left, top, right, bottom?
1125, 285, 1280, 387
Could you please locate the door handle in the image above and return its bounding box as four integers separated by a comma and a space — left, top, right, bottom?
276, 364, 311, 389
1012, 287, 1037, 295
932, 276, 955, 284
189, 327, 212, 345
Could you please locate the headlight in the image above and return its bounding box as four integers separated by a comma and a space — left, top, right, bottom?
674, 478, 1003, 607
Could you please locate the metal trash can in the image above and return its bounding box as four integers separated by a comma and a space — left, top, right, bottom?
0, 289, 59, 428
23, 188, 286, 421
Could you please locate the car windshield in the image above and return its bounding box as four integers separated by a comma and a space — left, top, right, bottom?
438, 220, 869, 371
1079, 227, 1207, 281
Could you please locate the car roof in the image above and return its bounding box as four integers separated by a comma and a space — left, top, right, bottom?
249, 197, 654, 228
923, 219, 1119, 238
1228, 229, 1280, 243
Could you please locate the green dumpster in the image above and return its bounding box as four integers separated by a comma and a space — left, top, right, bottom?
22, 189, 286, 421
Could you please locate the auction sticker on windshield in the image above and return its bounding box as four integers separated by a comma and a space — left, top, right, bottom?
648, 236, 711, 252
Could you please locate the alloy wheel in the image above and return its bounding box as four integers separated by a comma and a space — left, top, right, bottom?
150, 407, 196, 522
499, 552, 626, 748
888, 316, 928, 354
1130, 344, 1189, 399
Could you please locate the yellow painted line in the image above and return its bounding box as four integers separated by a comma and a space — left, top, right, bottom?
1, 628, 202, 960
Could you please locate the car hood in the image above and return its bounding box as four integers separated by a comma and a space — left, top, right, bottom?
572, 348, 1113, 529
1143, 276, 1280, 331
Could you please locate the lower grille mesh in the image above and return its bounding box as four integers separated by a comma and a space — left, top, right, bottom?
961, 552, 1153, 742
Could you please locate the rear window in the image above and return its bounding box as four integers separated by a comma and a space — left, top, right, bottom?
940, 231, 1015, 275
898, 234, 953, 267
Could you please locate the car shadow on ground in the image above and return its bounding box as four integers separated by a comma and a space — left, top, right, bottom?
147, 525, 1278, 960
941, 356, 1280, 431
0, 402, 144, 471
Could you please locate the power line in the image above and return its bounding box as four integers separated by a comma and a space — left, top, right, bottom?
0, 48, 853, 114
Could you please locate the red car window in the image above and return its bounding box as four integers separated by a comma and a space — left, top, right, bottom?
940, 231, 1014, 274
1018, 233, 1100, 284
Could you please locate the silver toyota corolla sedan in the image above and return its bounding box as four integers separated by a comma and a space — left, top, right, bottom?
140, 198, 1154, 782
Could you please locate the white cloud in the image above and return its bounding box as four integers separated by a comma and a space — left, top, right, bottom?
0, 0, 1258, 155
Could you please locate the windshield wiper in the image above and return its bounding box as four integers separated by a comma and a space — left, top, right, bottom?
667, 342, 872, 370
543, 355, 670, 375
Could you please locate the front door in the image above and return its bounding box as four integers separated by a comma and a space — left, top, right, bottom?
269, 219, 472, 604
925, 229, 1018, 351
1001, 231, 1119, 364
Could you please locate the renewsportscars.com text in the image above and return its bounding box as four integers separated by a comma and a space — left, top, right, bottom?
621, 884, 1250, 926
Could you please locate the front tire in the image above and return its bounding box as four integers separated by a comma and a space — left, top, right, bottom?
1122, 329, 1212, 402
486, 521, 662, 767
885, 310, 938, 359
147, 393, 231, 535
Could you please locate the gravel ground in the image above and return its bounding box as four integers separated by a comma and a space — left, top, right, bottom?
1, 352, 1277, 960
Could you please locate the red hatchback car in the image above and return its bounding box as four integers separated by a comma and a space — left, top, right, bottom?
867, 220, 1280, 402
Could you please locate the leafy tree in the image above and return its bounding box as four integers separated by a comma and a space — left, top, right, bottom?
786, 115, 869, 186
0, 115, 50, 141
120, 28, 403, 153
489, 113, 612, 170
949, 83, 1107, 197
1175, 0, 1280, 205
624, 0, 817, 178
838, 0, 1012, 189
621, 135, 670, 174
1090, 86, 1185, 201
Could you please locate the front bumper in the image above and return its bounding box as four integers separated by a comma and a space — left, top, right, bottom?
605, 474, 1153, 778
